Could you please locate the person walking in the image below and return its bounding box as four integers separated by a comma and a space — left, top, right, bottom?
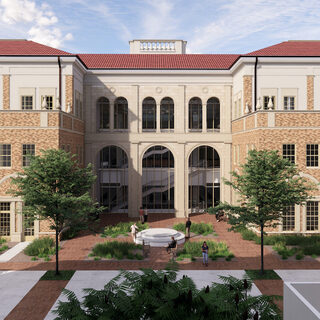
130, 223, 138, 241
139, 206, 144, 223
185, 217, 191, 238
202, 241, 209, 266
143, 206, 148, 223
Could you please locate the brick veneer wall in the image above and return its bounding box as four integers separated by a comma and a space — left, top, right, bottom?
65, 75, 74, 113
2, 75, 10, 110
243, 75, 253, 113
307, 75, 314, 111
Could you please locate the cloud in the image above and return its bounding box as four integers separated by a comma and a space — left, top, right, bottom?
0, 0, 72, 48
187, 0, 320, 53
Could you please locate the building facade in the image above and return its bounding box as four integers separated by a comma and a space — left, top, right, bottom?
0, 39, 320, 241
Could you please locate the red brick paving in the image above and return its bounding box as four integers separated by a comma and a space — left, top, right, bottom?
5, 280, 68, 320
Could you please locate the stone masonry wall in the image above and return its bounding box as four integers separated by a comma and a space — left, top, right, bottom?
243, 75, 253, 113
307, 75, 314, 111
65, 75, 74, 114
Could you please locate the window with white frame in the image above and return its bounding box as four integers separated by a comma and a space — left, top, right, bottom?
21, 96, 33, 110
0, 202, 10, 236
263, 96, 275, 110
41, 95, 53, 110
0, 144, 11, 167
306, 201, 319, 231
24, 215, 34, 236
283, 205, 295, 231
22, 144, 35, 167
306, 144, 318, 167
282, 144, 295, 164
284, 96, 295, 110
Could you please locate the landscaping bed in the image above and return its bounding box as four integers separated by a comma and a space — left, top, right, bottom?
173, 222, 216, 236
176, 240, 234, 261
101, 221, 149, 238
237, 227, 320, 260
88, 241, 144, 260
0, 237, 9, 254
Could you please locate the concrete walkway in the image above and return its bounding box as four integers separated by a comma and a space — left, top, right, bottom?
45, 270, 261, 320
0, 270, 45, 319
275, 269, 320, 282
0, 242, 30, 262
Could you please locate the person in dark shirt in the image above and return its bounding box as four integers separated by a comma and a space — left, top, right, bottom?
166, 236, 177, 253
202, 241, 209, 266
185, 217, 192, 238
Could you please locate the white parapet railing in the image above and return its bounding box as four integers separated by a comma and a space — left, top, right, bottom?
129, 39, 187, 54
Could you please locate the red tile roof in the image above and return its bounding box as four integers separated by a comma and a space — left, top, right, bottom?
0, 39, 71, 56
247, 41, 320, 56
77, 54, 240, 70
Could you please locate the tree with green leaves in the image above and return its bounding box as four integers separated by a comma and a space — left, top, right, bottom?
10, 149, 103, 275
210, 149, 316, 274
54, 268, 281, 319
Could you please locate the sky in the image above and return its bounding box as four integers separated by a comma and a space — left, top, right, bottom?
0, 0, 320, 54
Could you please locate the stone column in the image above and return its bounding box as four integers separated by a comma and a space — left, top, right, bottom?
202, 103, 207, 133
128, 143, 140, 217
175, 143, 186, 217
176, 85, 185, 133
307, 75, 314, 110
3, 75, 10, 110
156, 103, 160, 132
65, 75, 74, 113
110, 99, 114, 130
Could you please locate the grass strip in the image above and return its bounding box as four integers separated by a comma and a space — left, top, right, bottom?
40, 270, 75, 281
101, 221, 149, 238
173, 222, 215, 236
245, 269, 281, 280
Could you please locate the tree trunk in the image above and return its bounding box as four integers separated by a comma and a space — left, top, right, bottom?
260, 224, 264, 275
55, 229, 59, 275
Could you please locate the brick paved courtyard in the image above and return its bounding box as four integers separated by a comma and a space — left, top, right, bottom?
2, 212, 320, 319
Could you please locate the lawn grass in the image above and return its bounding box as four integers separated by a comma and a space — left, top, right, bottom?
245, 269, 281, 280
91, 241, 143, 260
237, 227, 320, 259
176, 240, 234, 261
101, 221, 149, 238
40, 270, 75, 281
24, 237, 57, 259
173, 222, 215, 236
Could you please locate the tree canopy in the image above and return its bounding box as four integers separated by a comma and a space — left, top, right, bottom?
211, 149, 316, 273
10, 149, 102, 273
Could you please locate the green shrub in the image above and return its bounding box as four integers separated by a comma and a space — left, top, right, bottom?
0, 237, 6, 245
173, 222, 214, 235
0, 245, 8, 253
177, 240, 233, 261
302, 243, 320, 256
24, 237, 56, 257
101, 222, 149, 238
295, 252, 304, 260
91, 241, 143, 260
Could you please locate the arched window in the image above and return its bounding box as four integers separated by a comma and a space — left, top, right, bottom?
142, 97, 156, 130
160, 97, 174, 130
99, 146, 128, 212
114, 97, 128, 129
142, 146, 174, 211
97, 97, 110, 129
189, 97, 202, 130
188, 146, 220, 212
207, 97, 220, 130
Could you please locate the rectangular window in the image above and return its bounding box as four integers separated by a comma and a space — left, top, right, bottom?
0, 144, 11, 167
283, 205, 295, 231
22, 144, 35, 167
284, 96, 295, 110
306, 144, 319, 167
0, 202, 10, 236
263, 96, 275, 110
282, 144, 295, 164
21, 96, 33, 110
306, 201, 319, 231
24, 215, 34, 236
41, 96, 53, 110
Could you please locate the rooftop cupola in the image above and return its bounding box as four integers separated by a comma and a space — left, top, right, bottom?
129, 39, 187, 54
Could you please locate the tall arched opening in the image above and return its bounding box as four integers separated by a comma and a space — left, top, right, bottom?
188, 146, 220, 212
142, 146, 174, 212
99, 145, 128, 212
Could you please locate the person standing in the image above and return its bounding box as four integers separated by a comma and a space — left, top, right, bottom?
130, 223, 138, 241
143, 206, 148, 223
202, 241, 209, 266
139, 206, 144, 223
185, 217, 191, 238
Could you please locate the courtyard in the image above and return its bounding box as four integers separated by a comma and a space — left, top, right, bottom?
1, 212, 320, 319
